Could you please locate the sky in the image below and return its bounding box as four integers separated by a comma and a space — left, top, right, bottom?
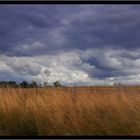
0, 4, 140, 86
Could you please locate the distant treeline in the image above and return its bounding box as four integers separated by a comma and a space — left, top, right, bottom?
0, 80, 62, 88
1, 80, 138, 88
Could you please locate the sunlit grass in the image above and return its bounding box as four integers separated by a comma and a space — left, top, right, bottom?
0, 86, 140, 135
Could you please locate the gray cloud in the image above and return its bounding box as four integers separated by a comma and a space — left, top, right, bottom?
0, 5, 140, 85
1, 5, 140, 56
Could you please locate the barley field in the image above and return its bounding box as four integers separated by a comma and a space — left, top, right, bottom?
0, 86, 140, 136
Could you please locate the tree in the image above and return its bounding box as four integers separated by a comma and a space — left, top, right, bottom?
41, 69, 51, 87
20, 81, 29, 88
8, 81, 17, 87
0, 81, 8, 88
44, 81, 49, 87
53, 81, 62, 87
30, 81, 38, 88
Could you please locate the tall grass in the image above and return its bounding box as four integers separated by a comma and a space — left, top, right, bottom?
0, 86, 140, 135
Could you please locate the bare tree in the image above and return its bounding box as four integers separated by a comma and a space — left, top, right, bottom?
41, 69, 51, 87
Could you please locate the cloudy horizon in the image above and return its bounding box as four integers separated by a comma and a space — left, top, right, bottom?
0, 5, 140, 86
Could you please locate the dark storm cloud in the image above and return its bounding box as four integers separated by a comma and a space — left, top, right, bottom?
0, 5, 140, 56
64, 5, 140, 51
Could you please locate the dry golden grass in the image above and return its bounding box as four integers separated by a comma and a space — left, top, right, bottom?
0, 86, 140, 135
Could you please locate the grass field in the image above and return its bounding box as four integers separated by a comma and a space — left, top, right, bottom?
0, 86, 140, 136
